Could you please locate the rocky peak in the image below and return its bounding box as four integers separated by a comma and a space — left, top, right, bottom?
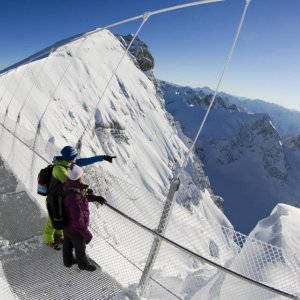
214, 114, 287, 181
115, 34, 154, 71
115, 34, 156, 87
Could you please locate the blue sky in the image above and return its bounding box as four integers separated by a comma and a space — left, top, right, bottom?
0, 0, 299, 110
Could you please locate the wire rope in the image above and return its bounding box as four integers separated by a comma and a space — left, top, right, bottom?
177, 0, 251, 178
76, 13, 150, 154
2, 60, 32, 128
104, 202, 299, 300
5, 49, 56, 166
16, 48, 55, 128
90, 221, 183, 300
0, 0, 223, 76
28, 36, 89, 189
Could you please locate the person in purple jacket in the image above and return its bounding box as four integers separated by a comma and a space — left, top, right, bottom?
44, 145, 115, 250
62, 164, 106, 271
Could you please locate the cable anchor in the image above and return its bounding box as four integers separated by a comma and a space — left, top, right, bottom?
143, 11, 151, 21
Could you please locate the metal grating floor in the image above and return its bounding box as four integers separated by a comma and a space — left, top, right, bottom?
1, 243, 122, 299
0, 156, 123, 299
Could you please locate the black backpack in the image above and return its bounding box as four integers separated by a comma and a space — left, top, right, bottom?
37, 165, 54, 196
47, 190, 68, 230
38, 164, 70, 229
47, 187, 80, 230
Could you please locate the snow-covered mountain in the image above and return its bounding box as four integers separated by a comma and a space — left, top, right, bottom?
0, 29, 238, 298
220, 93, 300, 139
160, 80, 300, 234
1, 29, 300, 299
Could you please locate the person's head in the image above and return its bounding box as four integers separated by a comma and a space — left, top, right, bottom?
67, 164, 83, 182
61, 146, 78, 162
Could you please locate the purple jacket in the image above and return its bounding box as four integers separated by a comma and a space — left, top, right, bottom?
63, 179, 98, 242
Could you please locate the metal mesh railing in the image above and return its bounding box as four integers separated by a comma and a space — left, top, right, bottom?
0, 124, 299, 299
84, 164, 300, 299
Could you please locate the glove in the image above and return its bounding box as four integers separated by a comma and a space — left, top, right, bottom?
95, 195, 107, 205
86, 188, 94, 195
103, 155, 116, 163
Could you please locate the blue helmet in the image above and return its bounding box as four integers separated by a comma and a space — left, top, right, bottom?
60, 146, 78, 162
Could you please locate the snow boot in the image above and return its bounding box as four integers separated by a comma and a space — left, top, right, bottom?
64, 257, 77, 268
80, 265, 97, 272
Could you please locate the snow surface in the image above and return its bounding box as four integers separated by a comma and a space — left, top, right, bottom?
251, 204, 300, 257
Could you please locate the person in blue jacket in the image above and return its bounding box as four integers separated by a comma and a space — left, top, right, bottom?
44, 145, 115, 250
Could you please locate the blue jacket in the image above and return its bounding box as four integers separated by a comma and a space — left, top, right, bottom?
76, 156, 105, 167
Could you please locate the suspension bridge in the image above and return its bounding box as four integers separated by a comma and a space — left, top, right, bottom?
0, 0, 299, 299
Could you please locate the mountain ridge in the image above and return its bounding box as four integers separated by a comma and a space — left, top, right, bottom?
159, 79, 300, 233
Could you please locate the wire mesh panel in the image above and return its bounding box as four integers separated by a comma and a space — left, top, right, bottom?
0, 191, 46, 244
85, 166, 300, 300
89, 203, 155, 285
167, 202, 300, 298
0, 139, 299, 299
88, 203, 180, 300
0, 156, 18, 194
85, 165, 165, 230
0, 262, 16, 300
86, 193, 299, 300
142, 239, 287, 300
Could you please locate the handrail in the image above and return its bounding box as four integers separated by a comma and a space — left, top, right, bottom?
104, 202, 299, 300
0, 119, 299, 299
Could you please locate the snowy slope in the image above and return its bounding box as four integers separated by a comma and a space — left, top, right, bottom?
189, 203, 300, 300
0, 30, 238, 298
245, 204, 300, 296
250, 204, 300, 254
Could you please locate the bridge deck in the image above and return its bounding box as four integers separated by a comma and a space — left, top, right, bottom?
0, 157, 123, 299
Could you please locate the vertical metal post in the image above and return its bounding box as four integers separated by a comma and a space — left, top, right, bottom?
137, 177, 180, 296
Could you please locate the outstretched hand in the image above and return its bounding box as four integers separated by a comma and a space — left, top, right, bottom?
103, 155, 116, 163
